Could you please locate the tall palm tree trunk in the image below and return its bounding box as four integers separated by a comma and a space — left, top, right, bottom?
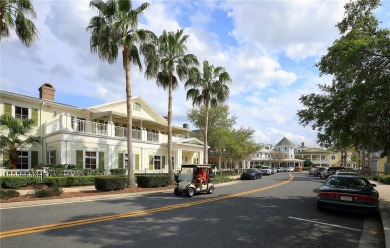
203, 98, 209, 164
124, 45, 135, 187
167, 72, 174, 184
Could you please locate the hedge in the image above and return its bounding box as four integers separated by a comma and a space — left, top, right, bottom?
136, 174, 170, 188
379, 175, 390, 185
95, 176, 127, 191
34, 186, 63, 197
0, 189, 20, 199
44, 176, 95, 187
0, 176, 40, 189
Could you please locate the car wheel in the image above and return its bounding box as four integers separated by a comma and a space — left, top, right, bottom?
186, 187, 195, 197
207, 186, 214, 194
174, 187, 181, 196
317, 203, 323, 210
252, 175, 256, 180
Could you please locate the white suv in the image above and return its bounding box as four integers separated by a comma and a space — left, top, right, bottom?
260, 166, 273, 175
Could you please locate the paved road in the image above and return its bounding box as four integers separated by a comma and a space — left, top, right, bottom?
0, 172, 384, 248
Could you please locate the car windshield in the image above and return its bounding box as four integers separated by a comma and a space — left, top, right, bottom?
326, 177, 371, 189
247, 169, 256, 173
262, 167, 270, 169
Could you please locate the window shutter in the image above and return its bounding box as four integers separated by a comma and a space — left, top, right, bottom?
46, 151, 49, 164
4, 103, 12, 116
149, 155, 153, 170
118, 153, 124, 169
31, 108, 39, 126
99, 152, 104, 170
135, 154, 140, 170
76, 150, 83, 168
31, 151, 39, 169
162, 156, 166, 169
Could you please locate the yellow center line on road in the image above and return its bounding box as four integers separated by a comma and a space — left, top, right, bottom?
0, 174, 293, 239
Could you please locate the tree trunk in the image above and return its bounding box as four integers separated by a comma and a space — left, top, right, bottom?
203, 98, 209, 164
167, 71, 174, 184
124, 45, 135, 187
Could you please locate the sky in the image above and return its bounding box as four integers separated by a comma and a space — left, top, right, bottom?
1, 0, 389, 147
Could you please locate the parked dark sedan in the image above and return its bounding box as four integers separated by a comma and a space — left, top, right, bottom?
317, 174, 379, 214
241, 168, 262, 180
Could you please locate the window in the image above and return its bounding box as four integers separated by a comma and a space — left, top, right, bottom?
15, 106, 28, 119
154, 155, 161, 170
17, 151, 29, 169
133, 102, 141, 111
85, 151, 97, 169
48, 150, 56, 164
331, 155, 336, 160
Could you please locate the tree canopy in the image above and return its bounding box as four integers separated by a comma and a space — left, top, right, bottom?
297, 0, 390, 164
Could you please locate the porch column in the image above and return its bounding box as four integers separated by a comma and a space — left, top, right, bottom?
105, 121, 114, 137
199, 151, 203, 165
177, 149, 182, 170
142, 128, 147, 141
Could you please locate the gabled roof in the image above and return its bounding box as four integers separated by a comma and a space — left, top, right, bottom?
173, 137, 205, 147
275, 137, 295, 147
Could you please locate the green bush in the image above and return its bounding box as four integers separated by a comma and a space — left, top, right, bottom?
34, 186, 63, 197
44, 176, 95, 187
0, 176, 40, 189
110, 169, 126, 175
136, 174, 170, 188
95, 176, 127, 191
379, 175, 390, 184
0, 189, 20, 199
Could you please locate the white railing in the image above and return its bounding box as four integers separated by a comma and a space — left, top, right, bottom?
46, 119, 60, 133
147, 132, 159, 142
46, 116, 165, 143
0, 169, 45, 182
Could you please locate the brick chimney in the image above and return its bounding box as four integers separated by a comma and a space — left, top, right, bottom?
39, 83, 55, 101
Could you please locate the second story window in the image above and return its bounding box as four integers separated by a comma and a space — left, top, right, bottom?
15, 106, 28, 119
133, 102, 141, 111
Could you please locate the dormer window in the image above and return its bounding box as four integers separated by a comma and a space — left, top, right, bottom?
133, 102, 141, 111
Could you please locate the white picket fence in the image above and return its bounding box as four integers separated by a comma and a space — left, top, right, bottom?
0, 169, 45, 182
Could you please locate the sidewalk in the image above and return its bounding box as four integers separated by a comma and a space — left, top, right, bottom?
371, 180, 390, 248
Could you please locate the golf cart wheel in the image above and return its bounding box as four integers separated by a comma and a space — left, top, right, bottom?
186, 187, 195, 197
207, 186, 215, 194
174, 187, 181, 196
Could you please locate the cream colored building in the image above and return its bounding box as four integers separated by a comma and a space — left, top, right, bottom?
0, 84, 204, 173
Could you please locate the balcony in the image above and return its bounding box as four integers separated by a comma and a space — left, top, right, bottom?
46, 116, 161, 143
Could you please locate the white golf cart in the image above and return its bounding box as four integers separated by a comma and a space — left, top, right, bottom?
174, 164, 215, 197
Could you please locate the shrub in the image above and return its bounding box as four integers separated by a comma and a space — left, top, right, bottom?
44, 176, 95, 187
136, 174, 170, 188
95, 176, 127, 191
379, 175, 390, 185
0, 176, 40, 189
110, 169, 126, 175
34, 186, 63, 197
0, 189, 20, 199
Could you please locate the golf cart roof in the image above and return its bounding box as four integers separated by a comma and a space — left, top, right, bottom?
181, 164, 212, 169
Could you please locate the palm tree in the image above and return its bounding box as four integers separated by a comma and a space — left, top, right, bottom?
87, 0, 156, 187
0, 0, 38, 46
0, 115, 41, 169
185, 60, 231, 164
144, 29, 198, 184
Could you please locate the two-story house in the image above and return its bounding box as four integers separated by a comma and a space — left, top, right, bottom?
0, 84, 204, 173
